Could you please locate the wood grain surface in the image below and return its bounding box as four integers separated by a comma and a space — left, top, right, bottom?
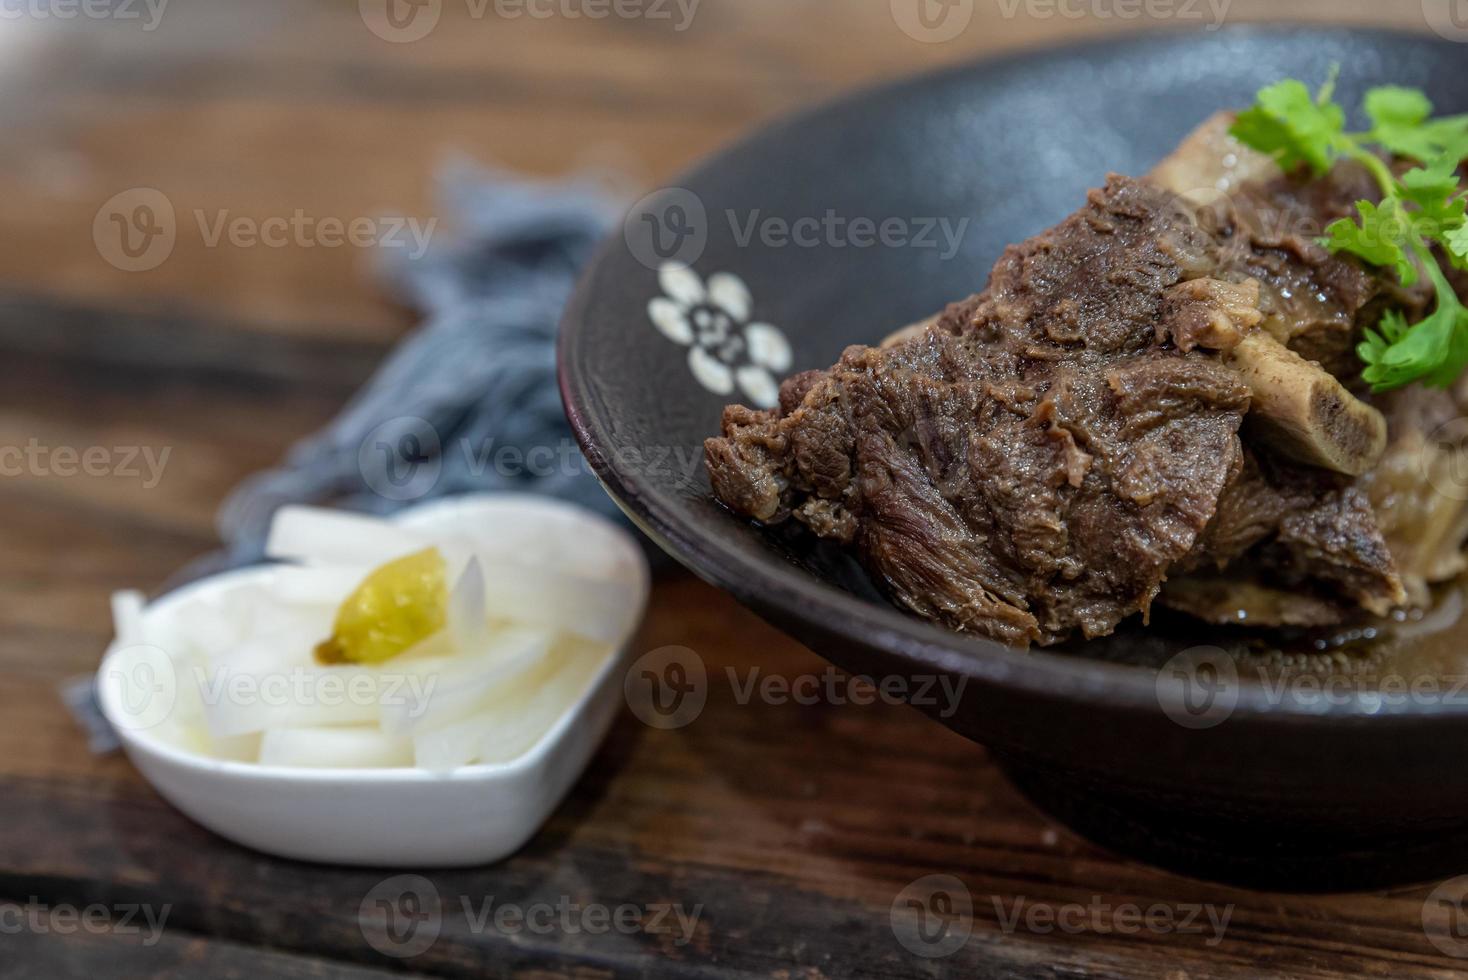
2, 1, 1466, 977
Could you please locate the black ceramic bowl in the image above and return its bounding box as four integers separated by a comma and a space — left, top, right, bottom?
559, 26, 1468, 891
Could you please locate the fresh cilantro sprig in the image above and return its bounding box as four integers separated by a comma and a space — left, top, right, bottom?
1229, 75, 1468, 391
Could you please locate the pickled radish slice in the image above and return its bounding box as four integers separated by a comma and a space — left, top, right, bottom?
110, 590, 147, 646
200, 665, 387, 738
259, 727, 413, 769
266, 506, 425, 566
478, 641, 603, 765
447, 556, 489, 655
378, 627, 553, 736
315, 548, 448, 665
268, 565, 375, 605
412, 640, 603, 770
479, 560, 641, 644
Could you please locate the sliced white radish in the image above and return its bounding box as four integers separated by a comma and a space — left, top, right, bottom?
170, 588, 274, 658
390, 632, 459, 664
260, 595, 334, 630
163, 720, 216, 758
168, 659, 207, 727
479, 642, 606, 764
414, 640, 608, 770
413, 712, 498, 772
208, 732, 263, 763
111, 590, 147, 646
259, 727, 413, 768
423, 498, 637, 582
267, 565, 374, 605
203, 635, 304, 675
265, 506, 426, 566
447, 556, 489, 655
479, 559, 643, 644
378, 627, 554, 736
198, 665, 386, 738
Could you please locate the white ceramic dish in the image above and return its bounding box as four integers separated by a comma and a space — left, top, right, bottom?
96, 494, 648, 867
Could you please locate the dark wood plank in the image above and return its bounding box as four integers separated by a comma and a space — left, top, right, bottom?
0, 295, 390, 390
0, 911, 435, 980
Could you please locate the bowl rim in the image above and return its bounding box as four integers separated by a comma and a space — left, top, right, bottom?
96, 492, 646, 782
558, 23, 1468, 723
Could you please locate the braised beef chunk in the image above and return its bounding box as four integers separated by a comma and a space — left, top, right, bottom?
706, 114, 1461, 647
1170, 447, 1405, 620
708, 175, 1261, 646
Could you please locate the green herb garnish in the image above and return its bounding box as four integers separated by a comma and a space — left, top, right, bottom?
1230, 75, 1468, 391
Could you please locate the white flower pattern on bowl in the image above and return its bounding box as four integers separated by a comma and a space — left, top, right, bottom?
647, 262, 792, 408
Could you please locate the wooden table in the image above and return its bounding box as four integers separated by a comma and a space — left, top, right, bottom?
2, 1, 1464, 976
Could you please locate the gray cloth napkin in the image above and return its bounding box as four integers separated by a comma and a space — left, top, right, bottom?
210, 158, 625, 573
